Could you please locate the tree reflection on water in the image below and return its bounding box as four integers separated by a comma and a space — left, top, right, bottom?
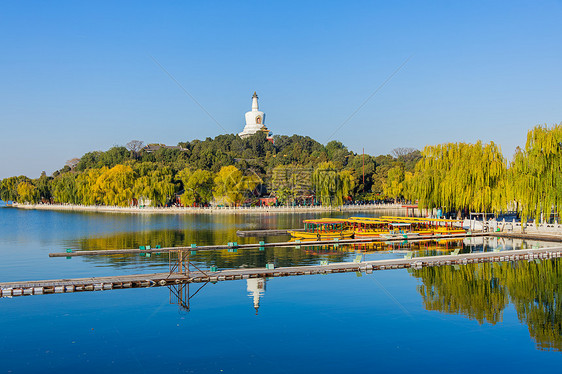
410, 259, 562, 352
70, 228, 562, 352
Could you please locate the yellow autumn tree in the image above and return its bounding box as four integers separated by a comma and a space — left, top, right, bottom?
213, 165, 257, 206
92, 165, 136, 206
76, 168, 104, 205
17, 181, 39, 203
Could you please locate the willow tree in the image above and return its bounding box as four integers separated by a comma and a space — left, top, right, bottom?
312, 162, 355, 206
410, 141, 507, 213
16, 181, 39, 203
51, 173, 79, 204
178, 168, 214, 205
76, 168, 104, 205
0, 176, 19, 202
136, 167, 177, 206
92, 165, 136, 206
213, 165, 259, 206
510, 123, 562, 223
270, 165, 313, 205
383, 164, 405, 200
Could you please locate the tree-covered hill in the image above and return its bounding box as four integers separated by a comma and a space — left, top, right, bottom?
1, 133, 418, 207
3, 123, 561, 222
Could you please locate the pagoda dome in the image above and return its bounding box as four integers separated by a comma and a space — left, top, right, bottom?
239, 92, 272, 140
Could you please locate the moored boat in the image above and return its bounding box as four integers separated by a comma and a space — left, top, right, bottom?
347, 217, 391, 237
287, 218, 354, 240
381, 216, 466, 235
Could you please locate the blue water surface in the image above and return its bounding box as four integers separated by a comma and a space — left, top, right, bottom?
1, 205, 561, 373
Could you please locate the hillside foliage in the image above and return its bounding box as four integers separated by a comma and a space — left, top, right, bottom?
3, 123, 560, 220
1, 133, 415, 207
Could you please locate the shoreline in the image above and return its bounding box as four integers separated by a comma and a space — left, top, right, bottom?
7, 202, 411, 215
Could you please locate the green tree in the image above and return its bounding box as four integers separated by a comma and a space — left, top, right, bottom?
76, 168, 103, 205
410, 141, 507, 213
93, 165, 136, 206
0, 176, 21, 202
133, 167, 177, 207
16, 181, 39, 203
179, 169, 214, 205
51, 173, 79, 204
509, 123, 562, 223
213, 165, 258, 206
34, 174, 52, 201
312, 162, 354, 206
270, 165, 313, 205
383, 163, 405, 200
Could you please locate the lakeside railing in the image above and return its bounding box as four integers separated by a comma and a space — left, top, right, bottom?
9, 202, 406, 213
8, 202, 562, 235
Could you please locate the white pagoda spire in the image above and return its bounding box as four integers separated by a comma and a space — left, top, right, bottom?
252, 91, 259, 111
238, 91, 273, 141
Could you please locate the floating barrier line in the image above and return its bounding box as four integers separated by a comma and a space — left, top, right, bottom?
4, 245, 562, 298
49, 232, 487, 258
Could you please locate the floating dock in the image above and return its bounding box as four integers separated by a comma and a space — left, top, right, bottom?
3, 245, 562, 298
236, 229, 302, 237
49, 232, 487, 257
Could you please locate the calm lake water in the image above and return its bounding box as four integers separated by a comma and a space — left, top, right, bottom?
1, 205, 561, 373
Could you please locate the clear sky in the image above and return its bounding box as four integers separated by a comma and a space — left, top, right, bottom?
1, 1, 561, 179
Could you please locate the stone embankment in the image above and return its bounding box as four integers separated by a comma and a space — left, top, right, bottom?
9, 202, 408, 215
469, 218, 562, 241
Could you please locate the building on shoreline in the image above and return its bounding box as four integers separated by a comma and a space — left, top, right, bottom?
238, 92, 273, 142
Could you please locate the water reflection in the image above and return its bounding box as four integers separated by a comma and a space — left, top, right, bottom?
34, 208, 562, 352
169, 282, 210, 314
410, 259, 562, 352
169, 278, 267, 315
247, 278, 266, 314
72, 232, 559, 273
164, 254, 562, 353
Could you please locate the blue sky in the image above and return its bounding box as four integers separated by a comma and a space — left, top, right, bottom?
1, 1, 561, 178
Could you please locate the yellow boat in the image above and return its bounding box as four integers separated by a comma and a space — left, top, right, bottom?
287, 218, 354, 240
347, 217, 392, 237
349, 217, 433, 236
381, 216, 466, 235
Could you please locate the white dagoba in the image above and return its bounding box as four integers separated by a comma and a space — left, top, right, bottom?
238, 92, 273, 140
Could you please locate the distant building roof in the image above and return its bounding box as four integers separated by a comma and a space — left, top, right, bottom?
143, 144, 187, 153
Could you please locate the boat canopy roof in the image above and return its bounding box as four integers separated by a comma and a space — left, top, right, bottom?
349, 217, 394, 222
303, 218, 348, 224
347, 218, 389, 224
388, 223, 412, 227
381, 216, 463, 223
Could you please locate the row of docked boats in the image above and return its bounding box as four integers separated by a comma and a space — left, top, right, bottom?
287, 216, 466, 240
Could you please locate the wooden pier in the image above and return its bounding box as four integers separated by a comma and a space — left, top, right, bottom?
49, 232, 487, 257
3, 245, 562, 298
236, 228, 302, 237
